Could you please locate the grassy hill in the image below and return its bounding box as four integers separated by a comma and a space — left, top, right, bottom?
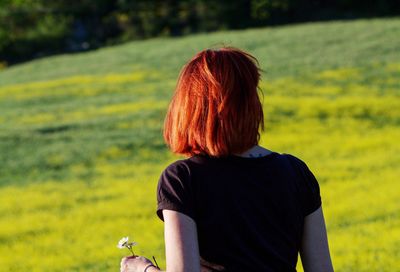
0, 17, 399, 271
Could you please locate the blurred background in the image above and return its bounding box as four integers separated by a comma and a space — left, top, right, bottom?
0, 0, 399, 271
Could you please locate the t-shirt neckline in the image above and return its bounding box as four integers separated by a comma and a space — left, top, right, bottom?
227, 151, 279, 161
196, 151, 279, 162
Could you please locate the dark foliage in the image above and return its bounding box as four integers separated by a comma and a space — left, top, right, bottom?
0, 0, 399, 65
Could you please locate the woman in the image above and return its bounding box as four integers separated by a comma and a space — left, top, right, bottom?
120, 47, 334, 272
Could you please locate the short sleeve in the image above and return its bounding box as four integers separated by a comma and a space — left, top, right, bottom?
285, 154, 322, 217
156, 161, 196, 221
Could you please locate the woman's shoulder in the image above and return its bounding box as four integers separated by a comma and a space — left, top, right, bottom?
279, 152, 312, 170
161, 158, 191, 175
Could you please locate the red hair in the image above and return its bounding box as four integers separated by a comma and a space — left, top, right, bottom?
163, 47, 264, 157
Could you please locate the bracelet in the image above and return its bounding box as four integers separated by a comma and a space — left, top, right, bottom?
144, 264, 156, 272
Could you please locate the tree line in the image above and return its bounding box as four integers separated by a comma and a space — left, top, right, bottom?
1, 0, 399, 65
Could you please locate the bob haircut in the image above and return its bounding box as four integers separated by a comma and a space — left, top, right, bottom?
163, 47, 264, 157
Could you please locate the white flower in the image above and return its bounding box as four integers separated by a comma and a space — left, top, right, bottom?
117, 236, 138, 257
117, 236, 129, 249
126, 242, 137, 247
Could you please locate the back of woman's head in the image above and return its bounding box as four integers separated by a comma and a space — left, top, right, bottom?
163, 47, 264, 157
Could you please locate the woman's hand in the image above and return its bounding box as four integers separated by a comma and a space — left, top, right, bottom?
120, 256, 156, 272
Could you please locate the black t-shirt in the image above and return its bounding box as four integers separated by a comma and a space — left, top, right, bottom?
156, 152, 322, 272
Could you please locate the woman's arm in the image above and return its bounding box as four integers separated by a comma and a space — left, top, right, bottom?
161, 210, 201, 272
121, 210, 200, 272
300, 206, 334, 272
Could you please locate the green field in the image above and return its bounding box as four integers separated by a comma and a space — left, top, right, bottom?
0, 18, 399, 271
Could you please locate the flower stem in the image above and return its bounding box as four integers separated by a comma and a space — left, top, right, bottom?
152, 256, 160, 269
127, 245, 135, 257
